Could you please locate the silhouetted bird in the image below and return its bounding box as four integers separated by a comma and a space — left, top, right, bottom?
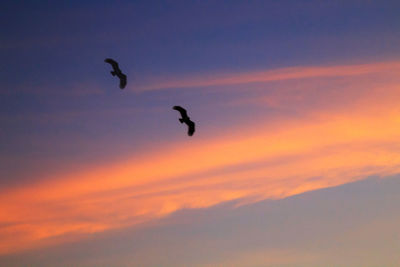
104, 58, 127, 89
173, 106, 195, 136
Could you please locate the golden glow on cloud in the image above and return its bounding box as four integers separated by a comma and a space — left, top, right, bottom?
1, 61, 400, 254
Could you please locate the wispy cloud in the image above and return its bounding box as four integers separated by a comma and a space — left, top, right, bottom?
2, 108, 400, 254
1, 60, 400, 255
135, 61, 400, 91
2, 176, 400, 267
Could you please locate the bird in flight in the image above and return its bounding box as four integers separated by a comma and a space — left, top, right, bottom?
173, 106, 195, 136
104, 58, 127, 89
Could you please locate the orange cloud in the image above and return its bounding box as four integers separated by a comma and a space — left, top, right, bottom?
1, 60, 400, 255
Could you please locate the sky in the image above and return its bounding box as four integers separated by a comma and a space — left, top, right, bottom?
1, 0, 400, 266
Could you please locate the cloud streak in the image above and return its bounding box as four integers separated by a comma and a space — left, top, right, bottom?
1, 60, 400, 255
136, 60, 400, 91
2, 176, 400, 267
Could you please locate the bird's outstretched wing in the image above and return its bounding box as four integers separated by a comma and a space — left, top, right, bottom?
104, 58, 119, 71
187, 120, 195, 136
173, 106, 188, 118
119, 73, 127, 89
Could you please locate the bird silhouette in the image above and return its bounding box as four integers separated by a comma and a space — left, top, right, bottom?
173, 106, 195, 136
104, 58, 127, 89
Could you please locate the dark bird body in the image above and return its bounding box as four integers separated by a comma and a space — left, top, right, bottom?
173, 106, 195, 136
104, 58, 127, 89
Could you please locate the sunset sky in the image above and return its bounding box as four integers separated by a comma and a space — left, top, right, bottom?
1, 1, 400, 266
